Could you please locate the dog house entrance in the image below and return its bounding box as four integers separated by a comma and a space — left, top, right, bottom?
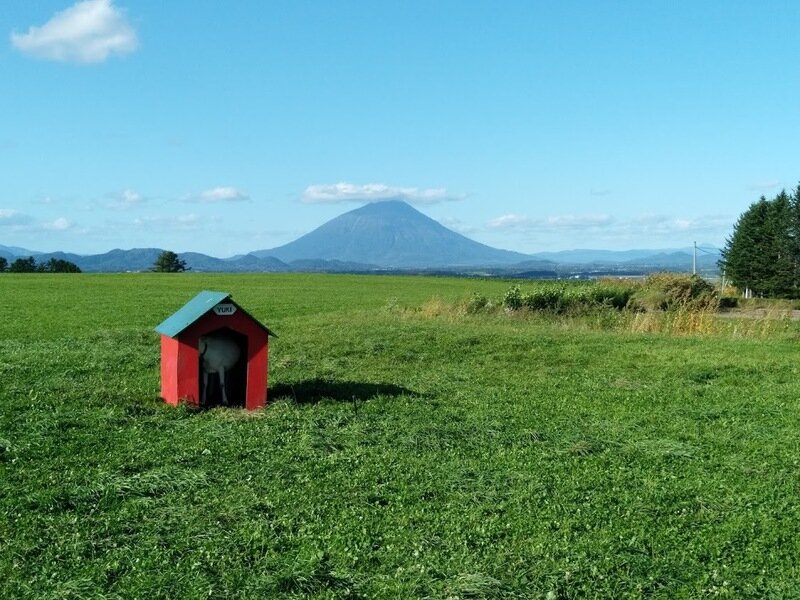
199, 327, 248, 408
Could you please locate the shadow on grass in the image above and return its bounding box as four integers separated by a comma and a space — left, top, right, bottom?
270, 379, 419, 405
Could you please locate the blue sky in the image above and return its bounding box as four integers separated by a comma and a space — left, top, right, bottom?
2, 1, 799, 257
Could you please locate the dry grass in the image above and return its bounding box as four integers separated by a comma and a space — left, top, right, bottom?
418, 296, 453, 318
415, 293, 799, 340
629, 306, 718, 336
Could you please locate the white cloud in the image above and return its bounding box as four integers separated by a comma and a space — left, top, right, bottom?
487, 214, 533, 228
437, 216, 476, 234
43, 217, 72, 231
195, 187, 249, 203
489, 213, 612, 230
120, 189, 141, 204
303, 182, 462, 205
545, 214, 614, 228
748, 180, 780, 192
0, 209, 34, 227
627, 214, 731, 236
105, 188, 144, 209
633, 214, 672, 226
176, 214, 200, 225
133, 213, 220, 231
487, 211, 731, 240
10, 0, 138, 64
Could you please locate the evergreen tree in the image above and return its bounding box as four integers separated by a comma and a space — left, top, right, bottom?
38, 258, 82, 273
789, 184, 800, 296
0, 257, 7, 272
9, 256, 38, 273
152, 250, 188, 272
721, 185, 800, 298
764, 191, 793, 297
6, 256, 82, 273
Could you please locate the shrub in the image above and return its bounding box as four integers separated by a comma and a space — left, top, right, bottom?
502, 285, 523, 310
523, 286, 566, 311
630, 273, 718, 312
465, 292, 490, 314
500, 276, 718, 317
501, 281, 638, 314
589, 285, 636, 309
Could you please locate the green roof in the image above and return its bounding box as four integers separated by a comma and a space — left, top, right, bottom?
154, 290, 233, 338
155, 290, 274, 338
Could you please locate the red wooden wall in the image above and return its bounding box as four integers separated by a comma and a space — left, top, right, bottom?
159, 310, 269, 410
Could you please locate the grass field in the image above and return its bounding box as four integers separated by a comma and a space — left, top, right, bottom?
1, 273, 799, 598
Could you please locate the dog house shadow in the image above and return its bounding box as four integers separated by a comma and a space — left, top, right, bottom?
270, 379, 421, 405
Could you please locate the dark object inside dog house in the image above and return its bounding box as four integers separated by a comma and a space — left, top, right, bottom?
154, 291, 274, 410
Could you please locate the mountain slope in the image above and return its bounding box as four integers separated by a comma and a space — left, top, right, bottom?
0, 244, 40, 257
530, 246, 722, 265
253, 200, 531, 267
28, 248, 289, 272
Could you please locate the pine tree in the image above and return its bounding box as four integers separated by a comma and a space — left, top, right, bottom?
9, 256, 38, 273
788, 185, 800, 296
721, 185, 800, 298
39, 258, 81, 273
763, 192, 793, 297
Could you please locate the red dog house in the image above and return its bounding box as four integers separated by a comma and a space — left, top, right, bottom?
154, 291, 274, 410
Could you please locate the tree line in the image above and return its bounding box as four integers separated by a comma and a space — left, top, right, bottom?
0, 250, 189, 273
720, 184, 800, 298
0, 256, 81, 273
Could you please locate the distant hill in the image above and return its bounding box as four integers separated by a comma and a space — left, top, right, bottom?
287, 258, 381, 272
29, 248, 165, 272
0, 244, 40, 256
19, 248, 289, 273
181, 252, 289, 273
2, 206, 722, 275
252, 200, 532, 268
622, 251, 720, 271
531, 249, 673, 264
530, 246, 722, 266
0, 243, 40, 262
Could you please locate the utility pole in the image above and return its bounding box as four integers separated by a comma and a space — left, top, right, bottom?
693, 241, 697, 276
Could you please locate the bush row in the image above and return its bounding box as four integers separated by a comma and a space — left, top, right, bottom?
500, 282, 635, 313
494, 274, 719, 314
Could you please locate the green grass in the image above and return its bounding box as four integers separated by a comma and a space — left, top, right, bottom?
1, 273, 800, 598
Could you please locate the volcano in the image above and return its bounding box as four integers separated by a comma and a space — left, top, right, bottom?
252, 200, 531, 268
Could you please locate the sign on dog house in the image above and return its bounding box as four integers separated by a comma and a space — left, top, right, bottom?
154, 291, 274, 410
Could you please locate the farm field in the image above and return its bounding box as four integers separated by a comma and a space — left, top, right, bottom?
1, 273, 800, 598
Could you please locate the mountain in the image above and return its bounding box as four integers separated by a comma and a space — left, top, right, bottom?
22, 248, 289, 273
530, 246, 722, 265
252, 200, 531, 267
30, 248, 164, 272
531, 249, 676, 264
2, 206, 722, 274
287, 258, 381, 272
182, 252, 289, 272
622, 251, 720, 270
0, 244, 40, 256
0, 244, 40, 261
